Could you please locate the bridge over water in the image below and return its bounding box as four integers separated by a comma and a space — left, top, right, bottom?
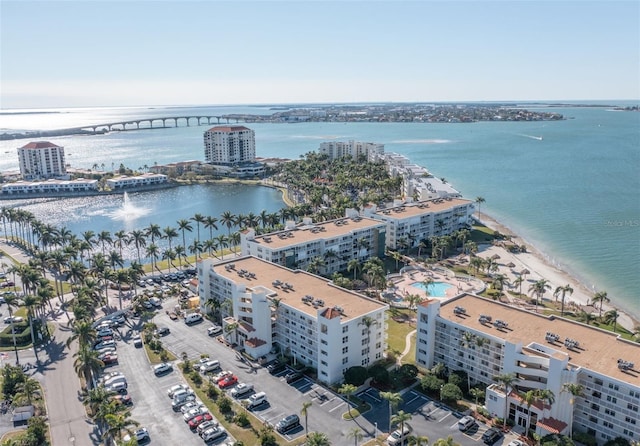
78, 115, 257, 133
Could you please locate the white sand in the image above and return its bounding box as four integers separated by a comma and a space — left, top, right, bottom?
476, 213, 638, 332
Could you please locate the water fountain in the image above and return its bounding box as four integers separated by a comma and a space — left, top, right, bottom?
109, 192, 152, 221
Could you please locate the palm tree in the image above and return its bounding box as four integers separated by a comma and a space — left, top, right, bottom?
492, 373, 519, 429
15, 376, 41, 406
380, 391, 403, 431
433, 436, 460, 446
408, 435, 430, 446
129, 229, 147, 263
391, 410, 412, 436
513, 276, 524, 297
162, 226, 178, 251
4, 293, 21, 365
528, 279, 551, 311
305, 431, 331, 446
301, 400, 312, 436
475, 196, 485, 220
523, 390, 536, 435
347, 259, 361, 281
103, 411, 139, 444
81, 385, 114, 417
67, 319, 97, 349
591, 291, 610, 319
338, 383, 358, 419
145, 223, 162, 245
176, 218, 193, 255
561, 383, 584, 439
22, 294, 41, 361
553, 284, 574, 316
603, 309, 620, 332
73, 345, 104, 389
347, 427, 364, 446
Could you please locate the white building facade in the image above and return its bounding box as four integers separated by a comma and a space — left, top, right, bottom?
17, 141, 66, 180
204, 125, 256, 165
240, 214, 386, 276
198, 256, 388, 384
416, 294, 639, 444
363, 198, 474, 251
318, 141, 384, 162
106, 173, 168, 189
1, 178, 98, 195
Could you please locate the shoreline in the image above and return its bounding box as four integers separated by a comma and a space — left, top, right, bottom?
476, 212, 639, 332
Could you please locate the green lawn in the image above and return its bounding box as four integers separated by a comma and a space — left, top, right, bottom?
386, 308, 416, 363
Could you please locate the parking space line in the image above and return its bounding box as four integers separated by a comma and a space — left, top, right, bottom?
328, 402, 345, 413
439, 412, 451, 423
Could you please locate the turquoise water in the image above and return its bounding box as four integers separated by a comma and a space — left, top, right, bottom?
1, 103, 638, 319
410, 281, 453, 298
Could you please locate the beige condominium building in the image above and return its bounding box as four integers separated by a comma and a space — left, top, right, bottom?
17, 141, 66, 180
416, 294, 639, 443
240, 213, 386, 276
363, 198, 474, 251
203, 125, 256, 165
198, 256, 388, 384
318, 140, 384, 162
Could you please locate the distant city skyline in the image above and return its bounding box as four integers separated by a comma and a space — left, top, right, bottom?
1, 0, 639, 109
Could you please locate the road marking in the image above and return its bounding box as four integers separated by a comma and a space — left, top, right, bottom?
439, 412, 451, 423
329, 402, 345, 413
405, 394, 421, 405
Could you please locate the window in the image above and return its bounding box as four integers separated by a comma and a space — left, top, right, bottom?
342, 326, 348, 333
594, 378, 603, 386
608, 383, 619, 391
603, 421, 613, 429
361, 348, 369, 356
342, 357, 348, 364
321, 339, 327, 345
321, 324, 327, 334
376, 342, 381, 349
342, 336, 348, 343
321, 350, 327, 356
342, 346, 348, 354
604, 409, 615, 417
627, 403, 638, 412
321, 360, 327, 366
625, 416, 637, 424
606, 395, 617, 403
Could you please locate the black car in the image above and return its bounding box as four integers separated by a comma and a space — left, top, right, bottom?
285, 371, 303, 384
266, 362, 286, 375
482, 427, 502, 445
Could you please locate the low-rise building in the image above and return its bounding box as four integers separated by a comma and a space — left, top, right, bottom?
198, 256, 388, 384
106, 173, 168, 189
1, 178, 98, 195
319, 141, 384, 162
240, 213, 386, 276
363, 198, 474, 251
416, 294, 640, 444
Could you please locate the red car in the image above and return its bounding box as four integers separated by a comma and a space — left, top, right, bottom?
218, 375, 238, 388
188, 413, 213, 430
100, 353, 118, 365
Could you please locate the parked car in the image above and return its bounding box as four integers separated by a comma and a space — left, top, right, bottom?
285, 371, 303, 384
93, 339, 116, 350
184, 313, 203, 325
133, 335, 143, 348
0, 281, 15, 289
111, 394, 133, 406
188, 413, 213, 430
508, 441, 524, 446
230, 382, 253, 398
155, 326, 170, 336
266, 362, 286, 375
199, 360, 221, 374
179, 400, 201, 413
197, 420, 219, 436
3, 316, 23, 324
245, 391, 267, 409
183, 407, 206, 422
153, 362, 173, 376
458, 415, 476, 431
207, 325, 222, 336
482, 427, 503, 445
201, 426, 226, 442
100, 353, 118, 365
212, 370, 233, 382
275, 414, 300, 433
386, 424, 412, 446
167, 384, 191, 398
123, 427, 149, 443
218, 375, 238, 389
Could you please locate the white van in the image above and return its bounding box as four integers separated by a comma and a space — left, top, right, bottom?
386, 424, 412, 446
104, 376, 127, 388
184, 313, 203, 325
199, 360, 220, 373
245, 391, 267, 409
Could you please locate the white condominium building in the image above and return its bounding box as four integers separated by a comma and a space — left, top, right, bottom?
106, 173, 168, 189
204, 125, 256, 165
17, 141, 66, 180
240, 214, 386, 276
318, 140, 384, 162
416, 294, 639, 444
363, 198, 474, 251
1, 178, 98, 195
198, 256, 388, 384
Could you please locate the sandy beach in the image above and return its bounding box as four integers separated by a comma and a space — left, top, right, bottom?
476, 213, 638, 332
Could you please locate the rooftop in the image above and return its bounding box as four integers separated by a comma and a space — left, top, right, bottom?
206, 125, 252, 133
438, 294, 640, 386
251, 216, 384, 249
212, 256, 387, 321
376, 198, 472, 219
19, 141, 62, 149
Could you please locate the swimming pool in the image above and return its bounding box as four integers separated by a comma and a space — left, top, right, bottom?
410, 281, 453, 297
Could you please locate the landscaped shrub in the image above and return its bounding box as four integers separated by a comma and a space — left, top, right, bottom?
420, 373, 445, 393
449, 370, 468, 393
573, 432, 597, 446
189, 370, 203, 387
441, 383, 463, 403
344, 366, 368, 386
235, 411, 250, 427
398, 364, 419, 383
206, 383, 219, 400
603, 438, 631, 446
368, 364, 390, 386
217, 395, 232, 413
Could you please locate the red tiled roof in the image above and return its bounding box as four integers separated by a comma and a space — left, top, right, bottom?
321, 307, 342, 319
238, 321, 255, 333
245, 337, 266, 348
206, 126, 251, 133
537, 417, 567, 435
20, 141, 61, 149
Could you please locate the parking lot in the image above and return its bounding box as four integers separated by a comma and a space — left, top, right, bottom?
101, 290, 522, 446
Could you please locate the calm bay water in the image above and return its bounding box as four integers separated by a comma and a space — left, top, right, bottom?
1, 103, 638, 319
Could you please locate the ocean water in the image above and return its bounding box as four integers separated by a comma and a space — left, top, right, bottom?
1, 103, 638, 319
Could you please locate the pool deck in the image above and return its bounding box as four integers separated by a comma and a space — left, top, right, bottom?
385, 265, 485, 307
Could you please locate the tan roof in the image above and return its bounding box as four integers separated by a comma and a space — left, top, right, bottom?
439, 294, 640, 386
252, 217, 384, 249
214, 256, 387, 321
378, 198, 472, 219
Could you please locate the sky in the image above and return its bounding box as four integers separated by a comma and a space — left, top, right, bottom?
1, 0, 639, 109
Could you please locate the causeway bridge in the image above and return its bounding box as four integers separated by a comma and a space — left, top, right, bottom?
78, 114, 257, 133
